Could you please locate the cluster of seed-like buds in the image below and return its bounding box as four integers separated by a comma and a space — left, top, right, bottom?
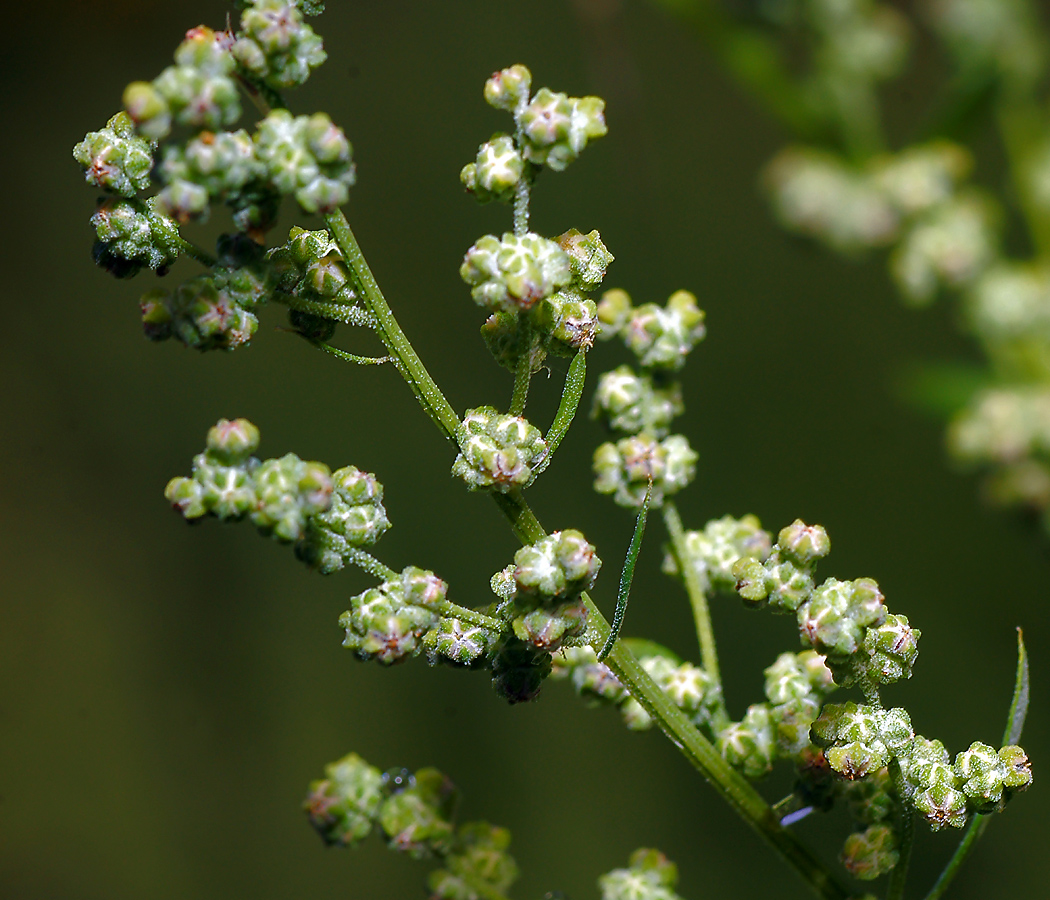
593, 365, 684, 437
461, 232, 572, 313
124, 27, 241, 141
597, 289, 706, 371
593, 433, 698, 509
339, 567, 448, 664
498, 530, 601, 651
74, 112, 154, 197
165, 418, 337, 542
766, 141, 997, 304
967, 263, 1050, 347
156, 129, 264, 221
461, 135, 524, 204
295, 466, 391, 573
141, 233, 275, 350
598, 848, 684, 900
253, 110, 355, 213
811, 702, 914, 780
898, 736, 1033, 830
840, 824, 899, 881
91, 198, 182, 278
662, 514, 772, 594
452, 407, 548, 492
231, 0, 326, 90
732, 519, 831, 612
306, 754, 519, 898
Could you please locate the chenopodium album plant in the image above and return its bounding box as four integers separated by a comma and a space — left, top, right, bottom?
74, 2, 1032, 899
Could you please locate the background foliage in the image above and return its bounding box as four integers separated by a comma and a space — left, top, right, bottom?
2, 1, 1046, 897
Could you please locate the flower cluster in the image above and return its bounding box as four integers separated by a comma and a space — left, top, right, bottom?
451, 407, 548, 492
495, 530, 601, 651
661, 514, 773, 595
593, 433, 698, 509
231, 0, 326, 90
73, 112, 154, 197
460, 232, 571, 313
598, 848, 684, 900
90, 198, 181, 278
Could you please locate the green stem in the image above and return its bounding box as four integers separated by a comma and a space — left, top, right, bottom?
509, 314, 533, 416
134, 200, 217, 268
887, 759, 915, 900
662, 501, 723, 710
922, 815, 987, 900
533, 349, 587, 476
998, 99, 1050, 260
343, 547, 398, 581
598, 481, 651, 661
324, 210, 461, 442
433, 600, 503, 633
319, 213, 850, 900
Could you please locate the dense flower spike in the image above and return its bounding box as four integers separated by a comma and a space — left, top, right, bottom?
662, 514, 772, 594
232, 0, 327, 90
452, 407, 548, 492
91, 198, 181, 277
460, 232, 572, 312
598, 849, 684, 900
339, 567, 448, 665
254, 110, 355, 213
593, 433, 698, 508
74, 112, 154, 197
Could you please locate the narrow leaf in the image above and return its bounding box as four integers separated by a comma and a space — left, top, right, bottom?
598, 481, 651, 661
1004, 627, 1029, 746
534, 350, 586, 475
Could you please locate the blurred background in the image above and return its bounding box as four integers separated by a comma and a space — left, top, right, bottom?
2, 1, 1047, 898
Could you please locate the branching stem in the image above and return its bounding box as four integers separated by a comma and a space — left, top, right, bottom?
509, 314, 532, 416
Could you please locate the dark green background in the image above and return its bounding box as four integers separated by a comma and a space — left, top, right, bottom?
2, 1, 1046, 898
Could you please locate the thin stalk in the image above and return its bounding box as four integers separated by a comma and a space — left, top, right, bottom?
316, 343, 391, 367
887, 759, 915, 900
324, 210, 461, 442
134, 200, 217, 268
662, 501, 722, 700
512, 96, 531, 237
533, 349, 587, 476
343, 547, 398, 581
272, 290, 375, 328
597, 481, 651, 661
432, 599, 503, 633
509, 314, 533, 416
319, 212, 850, 900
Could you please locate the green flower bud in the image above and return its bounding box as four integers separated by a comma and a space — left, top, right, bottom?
423, 618, 496, 668
954, 741, 1010, 811
377, 768, 456, 858
777, 519, 831, 566
771, 696, 822, 758
144, 271, 262, 351
731, 548, 816, 612
304, 752, 384, 847
596, 288, 633, 338
460, 232, 573, 312
206, 417, 261, 465
763, 651, 833, 705
593, 365, 684, 437
551, 646, 626, 705
900, 739, 969, 830
480, 310, 549, 373
593, 432, 698, 509
662, 662, 716, 715
839, 766, 895, 825
157, 129, 265, 221
152, 27, 241, 132
484, 65, 532, 111
798, 577, 886, 660
250, 453, 334, 541
462, 134, 523, 203
718, 704, 776, 779
489, 635, 552, 704
123, 81, 171, 142
863, 613, 920, 683
556, 229, 614, 291
429, 822, 519, 900
841, 824, 899, 881
452, 407, 548, 492
164, 476, 206, 519
74, 112, 154, 197
254, 110, 355, 213
91, 197, 181, 277
599, 848, 683, 900
621, 291, 706, 371
512, 530, 601, 604
663, 514, 771, 594
233, 0, 327, 90
519, 88, 607, 172
166, 447, 256, 522
537, 289, 600, 355
999, 745, 1034, 791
